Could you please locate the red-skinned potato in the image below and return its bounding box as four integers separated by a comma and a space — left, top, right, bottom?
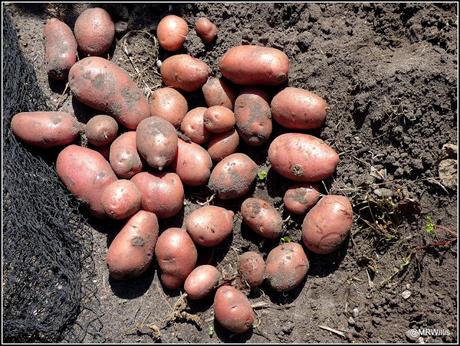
155, 228, 197, 289
161, 54, 210, 92
56, 145, 117, 218
184, 265, 221, 300
11, 112, 80, 148
207, 129, 240, 162
283, 183, 321, 215
109, 131, 143, 179
241, 198, 283, 239
268, 133, 339, 182
265, 242, 309, 292
69, 57, 150, 129
219, 45, 289, 86
302, 195, 353, 254
106, 210, 159, 280
43, 18, 77, 80
85, 115, 118, 147
101, 179, 141, 220
185, 206, 234, 247
238, 252, 265, 288
171, 139, 212, 186
195, 17, 217, 43
214, 286, 254, 333
150, 87, 188, 127
157, 15, 188, 52
202, 77, 236, 110
208, 153, 257, 199
204, 106, 235, 133
180, 107, 210, 144
131, 171, 184, 219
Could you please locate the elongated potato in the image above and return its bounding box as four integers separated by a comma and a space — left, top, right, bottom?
157, 15, 188, 52
268, 133, 339, 182
171, 139, 212, 186
150, 87, 188, 127
207, 129, 240, 161
85, 114, 118, 147
283, 183, 320, 215
68, 57, 150, 129
106, 210, 159, 280
241, 198, 283, 239
202, 77, 236, 109
195, 17, 218, 43
184, 265, 221, 300
238, 252, 265, 288
204, 106, 235, 133
109, 131, 143, 178
180, 107, 210, 144
219, 45, 289, 86
101, 179, 141, 220
214, 286, 254, 333
302, 195, 353, 254
56, 145, 117, 218
11, 112, 80, 148
161, 54, 210, 92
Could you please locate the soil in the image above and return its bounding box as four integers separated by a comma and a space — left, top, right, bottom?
5, 2, 458, 344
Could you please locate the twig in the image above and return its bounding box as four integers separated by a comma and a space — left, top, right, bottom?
318, 325, 346, 338
55, 82, 69, 110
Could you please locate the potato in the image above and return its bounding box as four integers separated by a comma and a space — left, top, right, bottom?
136, 116, 178, 170
184, 265, 221, 300
207, 129, 240, 161
202, 77, 236, 110
106, 210, 159, 280
74, 7, 115, 56
195, 17, 217, 43
101, 179, 141, 220
155, 227, 197, 289
180, 107, 210, 144
157, 15, 188, 52
208, 153, 257, 199
268, 133, 339, 182
283, 183, 321, 215
219, 45, 289, 86
43, 18, 77, 80
131, 171, 184, 219
238, 252, 265, 288
204, 106, 236, 133
302, 195, 353, 254
69, 57, 150, 129
171, 139, 212, 186
161, 54, 210, 92
241, 198, 283, 239
11, 112, 80, 148
214, 286, 254, 333
109, 131, 143, 179
56, 145, 117, 218
265, 242, 309, 292
85, 114, 118, 147
149, 87, 188, 127
185, 206, 234, 247
234, 88, 272, 146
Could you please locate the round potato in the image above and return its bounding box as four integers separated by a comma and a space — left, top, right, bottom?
238, 252, 265, 288
207, 129, 240, 162
195, 17, 217, 43
180, 107, 210, 144
202, 77, 236, 110
85, 114, 118, 147
241, 198, 283, 239
149, 87, 188, 127
184, 265, 221, 300
283, 183, 321, 215
204, 106, 236, 133
171, 139, 212, 186
101, 179, 141, 220
161, 54, 210, 92
157, 15, 188, 52
109, 131, 143, 179
214, 286, 254, 333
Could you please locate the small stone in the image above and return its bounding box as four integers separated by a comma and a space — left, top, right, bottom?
352, 308, 359, 317
438, 159, 457, 189
402, 290, 412, 299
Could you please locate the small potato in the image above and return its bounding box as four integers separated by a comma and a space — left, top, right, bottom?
131, 171, 184, 219
195, 17, 217, 43
101, 179, 141, 220
283, 183, 321, 215
157, 15, 189, 52
171, 139, 212, 186
207, 129, 240, 162
185, 206, 234, 247
268, 133, 339, 182
109, 131, 143, 178
184, 265, 221, 300
238, 252, 265, 288
161, 54, 210, 92
302, 195, 353, 254
180, 107, 210, 144
136, 116, 178, 170
150, 87, 188, 127
265, 242, 309, 292
204, 106, 236, 133
85, 114, 118, 147
234, 88, 272, 146
208, 153, 257, 199
155, 228, 197, 289
241, 198, 283, 239
202, 77, 237, 110
11, 112, 80, 148
214, 286, 254, 333
106, 210, 159, 280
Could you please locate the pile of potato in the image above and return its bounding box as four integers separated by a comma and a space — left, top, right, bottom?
11, 8, 353, 334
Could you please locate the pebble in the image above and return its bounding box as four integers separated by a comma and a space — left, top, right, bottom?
352, 307, 359, 317
402, 290, 412, 299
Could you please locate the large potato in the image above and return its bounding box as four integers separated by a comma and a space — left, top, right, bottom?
283, 183, 320, 215
268, 133, 339, 182
180, 107, 210, 144
157, 15, 189, 52
207, 129, 240, 162
214, 286, 254, 333
85, 114, 118, 147
302, 195, 353, 254
241, 198, 283, 239
171, 139, 212, 186
204, 106, 236, 134
109, 131, 143, 179
238, 252, 265, 288
184, 265, 221, 300
161, 54, 210, 92
150, 87, 188, 127
202, 77, 236, 109
101, 179, 141, 220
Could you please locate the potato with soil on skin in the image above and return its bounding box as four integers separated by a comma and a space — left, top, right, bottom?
195, 17, 218, 43
283, 183, 321, 215
155, 227, 198, 290
136, 116, 178, 170
43, 18, 77, 80
184, 265, 221, 300
131, 171, 184, 219
56, 145, 117, 218
160, 54, 210, 92
180, 107, 210, 144
157, 15, 189, 52
204, 106, 236, 133
241, 198, 283, 239
219, 45, 289, 86
202, 77, 237, 110
302, 195, 353, 255
265, 242, 309, 292
85, 114, 119, 147
207, 129, 240, 162
69, 57, 150, 129
109, 131, 143, 179
11, 111, 81, 148
149, 87, 188, 128
238, 251, 265, 288
106, 210, 159, 280
185, 206, 234, 247
74, 7, 115, 56
171, 139, 212, 186
214, 285, 255, 333
268, 133, 339, 182
101, 179, 142, 220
